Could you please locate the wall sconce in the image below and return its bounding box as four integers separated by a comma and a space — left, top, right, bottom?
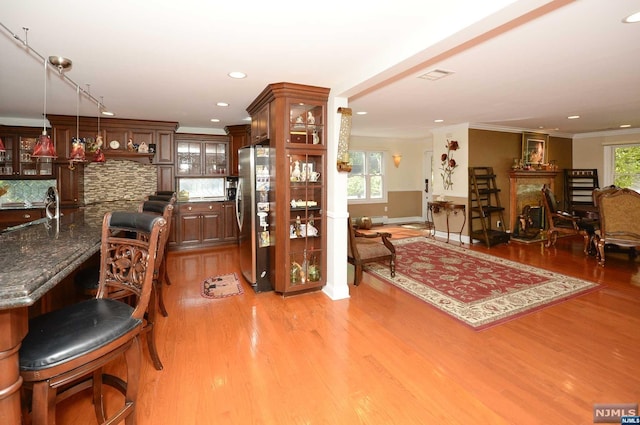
393, 154, 402, 168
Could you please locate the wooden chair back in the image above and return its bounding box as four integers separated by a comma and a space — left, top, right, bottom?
347, 219, 396, 286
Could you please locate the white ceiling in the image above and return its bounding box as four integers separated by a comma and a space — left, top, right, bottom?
1, 0, 639, 140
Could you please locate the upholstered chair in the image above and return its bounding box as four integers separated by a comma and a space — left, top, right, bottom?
595, 188, 640, 266
347, 219, 396, 286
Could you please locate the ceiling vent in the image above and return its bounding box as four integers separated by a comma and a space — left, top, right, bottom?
418, 69, 455, 81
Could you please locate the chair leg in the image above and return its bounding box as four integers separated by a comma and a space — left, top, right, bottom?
354, 264, 363, 286
390, 256, 396, 278
146, 283, 164, 370
596, 238, 605, 266
30, 381, 56, 425
545, 230, 558, 247
156, 269, 169, 318
92, 369, 107, 423
124, 337, 142, 425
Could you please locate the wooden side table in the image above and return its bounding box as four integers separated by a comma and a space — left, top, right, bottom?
428, 201, 466, 244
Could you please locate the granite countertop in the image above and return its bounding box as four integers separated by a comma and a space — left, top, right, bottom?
0, 200, 140, 309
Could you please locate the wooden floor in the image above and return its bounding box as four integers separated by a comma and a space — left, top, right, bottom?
55, 226, 640, 425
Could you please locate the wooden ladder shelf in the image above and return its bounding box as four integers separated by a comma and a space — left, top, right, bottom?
468, 167, 510, 247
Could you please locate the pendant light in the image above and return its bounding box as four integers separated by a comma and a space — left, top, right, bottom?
0, 136, 6, 164
69, 84, 86, 168
92, 96, 106, 163
32, 57, 59, 159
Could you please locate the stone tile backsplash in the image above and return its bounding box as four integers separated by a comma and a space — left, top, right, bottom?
0, 160, 157, 206
84, 160, 157, 204
0, 179, 56, 205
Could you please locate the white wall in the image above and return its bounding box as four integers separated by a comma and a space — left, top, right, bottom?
431, 123, 469, 198
573, 129, 640, 186
349, 135, 432, 193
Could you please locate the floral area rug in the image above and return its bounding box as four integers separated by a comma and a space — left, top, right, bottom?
365, 237, 600, 330
201, 273, 244, 299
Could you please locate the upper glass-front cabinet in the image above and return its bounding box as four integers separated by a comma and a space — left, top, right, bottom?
0, 136, 53, 178
176, 140, 228, 176
288, 103, 324, 146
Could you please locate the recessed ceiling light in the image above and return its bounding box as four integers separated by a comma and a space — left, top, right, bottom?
622, 11, 640, 23
567, 115, 580, 120
356, 111, 367, 115
216, 102, 229, 107
243, 116, 252, 122
210, 118, 220, 123
101, 111, 114, 116
228, 71, 247, 79
418, 69, 455, 81
620, 124, 632, 128
434, 119, 444, 123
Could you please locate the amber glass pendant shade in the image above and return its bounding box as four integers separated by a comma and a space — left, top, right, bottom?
32, 133, 56, 158
70, 137, 86, 162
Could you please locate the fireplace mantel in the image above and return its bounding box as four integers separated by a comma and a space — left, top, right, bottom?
508, 170, 559, 231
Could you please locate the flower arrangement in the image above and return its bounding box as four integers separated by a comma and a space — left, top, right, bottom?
440, 139, 459, 190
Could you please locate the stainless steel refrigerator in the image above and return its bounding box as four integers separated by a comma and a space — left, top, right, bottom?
236, 143, 273, 292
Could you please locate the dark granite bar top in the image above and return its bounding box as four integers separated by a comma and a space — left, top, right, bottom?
0, 201, 140, 309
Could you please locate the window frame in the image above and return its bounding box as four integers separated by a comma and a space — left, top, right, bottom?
346, 150, 388, 204
603, 143, 640, 191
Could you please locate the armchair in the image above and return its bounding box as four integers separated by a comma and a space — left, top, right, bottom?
595, 188, 640, 266
541, 185, 590, 252
347, 219, 396, 286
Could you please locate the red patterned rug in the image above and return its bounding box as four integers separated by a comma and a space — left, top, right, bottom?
365, 237, 600, 330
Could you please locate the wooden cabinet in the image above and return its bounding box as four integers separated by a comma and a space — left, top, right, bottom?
247, 83, 329, 295
249, 103, 270, 143
47, 115, 178, 192
0, 126, 53, 178
175, 134, 229, 177
154, 131, 175, 164
157, 165, 175, 192
222, 202, 238, 240
225, 124, 251, 176
173, 201, 237, 249
55, 163, 84, 206
0, 208, 45, 231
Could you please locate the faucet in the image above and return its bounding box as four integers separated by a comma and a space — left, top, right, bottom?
45, 186, 60, 220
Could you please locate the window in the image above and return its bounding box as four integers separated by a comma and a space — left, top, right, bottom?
605, 143, 640, 191
347, 151, 386, 202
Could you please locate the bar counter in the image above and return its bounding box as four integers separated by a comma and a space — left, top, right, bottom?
0, 200, 138, 425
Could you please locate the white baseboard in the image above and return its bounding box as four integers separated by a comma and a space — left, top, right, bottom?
386, 216, 424, 224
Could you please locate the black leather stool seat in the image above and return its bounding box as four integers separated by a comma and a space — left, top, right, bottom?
20, 298, 141, 371
147, 194, 173, 202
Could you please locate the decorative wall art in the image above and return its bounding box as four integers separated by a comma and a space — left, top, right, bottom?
522, 132, 549, 165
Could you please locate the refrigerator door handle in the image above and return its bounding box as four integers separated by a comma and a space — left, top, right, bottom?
236, 179, 243, 231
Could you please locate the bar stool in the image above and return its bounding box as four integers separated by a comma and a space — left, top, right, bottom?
74, 202, 173, 371
137, 200, 174, 371
19, 211, 166, 425
139, 200, 174, 316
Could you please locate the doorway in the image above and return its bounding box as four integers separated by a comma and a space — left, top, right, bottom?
423, 150, 433, 222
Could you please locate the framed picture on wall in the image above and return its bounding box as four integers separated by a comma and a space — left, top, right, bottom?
522, 133, 549, 165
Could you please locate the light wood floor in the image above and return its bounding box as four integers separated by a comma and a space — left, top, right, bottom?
55, 227, 640, 425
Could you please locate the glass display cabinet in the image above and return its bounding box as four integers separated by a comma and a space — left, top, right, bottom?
288, 151, 324, 288
0, 135, 53, 177
176, 138, 228, 176
247, 82, 329, 295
